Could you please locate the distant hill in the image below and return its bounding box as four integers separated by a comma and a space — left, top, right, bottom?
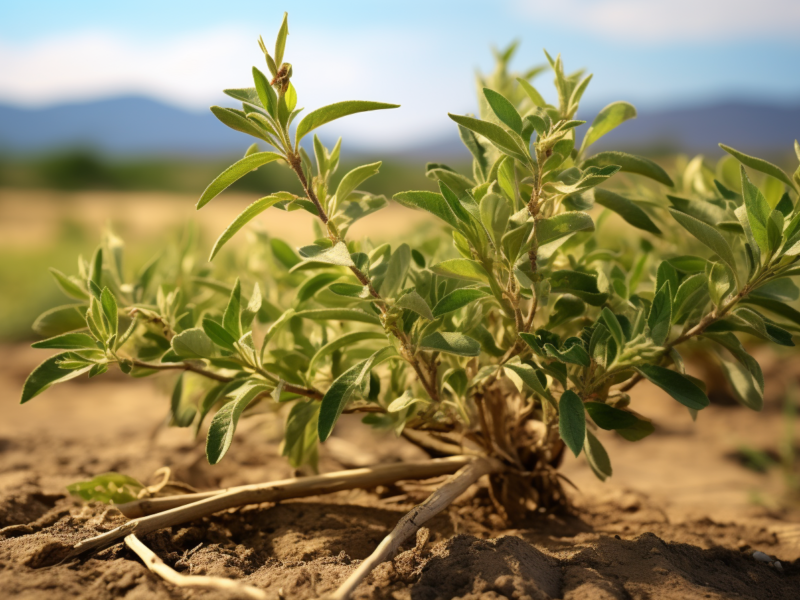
0, 95, 798, 157
0, 96, 245, 156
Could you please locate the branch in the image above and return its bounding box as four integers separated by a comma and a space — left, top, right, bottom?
130, 360, 323, 400
289, 154, 329, 225
324, 457, 503, 600
75, 457, 477, 552
124, 534, 267, 599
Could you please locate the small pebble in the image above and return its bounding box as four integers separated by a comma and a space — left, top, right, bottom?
752, 551, 772, 563
774, 561, 783, 573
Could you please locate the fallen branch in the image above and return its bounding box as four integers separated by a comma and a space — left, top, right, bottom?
325, 456, 504, 600
72, 456, 477, 557
125, 533, 267, 599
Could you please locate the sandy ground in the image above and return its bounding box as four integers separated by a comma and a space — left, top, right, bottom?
1, 343, 799, 599
0, 188, 431, 249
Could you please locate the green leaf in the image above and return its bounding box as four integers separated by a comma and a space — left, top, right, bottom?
437, 180, 473, 225
419, 332, 481, 357
672, 273, 708, 322
580, 101, 637, 153
21, 352, 93, 403
648, 282, 672, 345
274, 11, 289, 66
479, 192, 511, 248
294, 308, 381, 325
430, 259, 490, 284
224, 87, 260, 105
636, 364, 710, 410
197, 152, 283, 209
282, 400, 321, 470
582, 151, 673, 187
169, 373, 196, 427
223, 279, 242, 339
432, 288, 490, 318
308, 331, 386, 371
616, 419, 655, 442
206, 382, 270, 464
334, 162, 382, 208
318, 347, 397, 441
447, 113, 527, 162
31, 332, 98, 350
295, 101, 399, 144
743, 296, 800, 328
667, 256, 707, 274
483, 88, 522, 134
209, 196, 283, 260
329, 283, 367, 298
558, 390, 585, 457
584, 430, 612, 481
202, 317, 237, 352
66, 472, 144, 504
516, 78, 546, 107
387, 389, 426, 413
549, 270, 608, 306
720, 143, 797, 192
668, 209, 738, 286
393, 191, 458, 229
305, 241, 356, 268
100, 287, 118, 340
252, 67, 277, 117
536, 211, 596, 255
380, 244, 411, 298
458, 125, 490, 181
49, 268, 89, 300
544, 342, 591, 367
738, 168, 773, 257
297, 272, 342, 303
270, 238, 301, 268
396, 290, 434, 321
584, 402, 639, 430
32, 304, 87, 337
260, 308, 296, 358
503, 363, 550, 400
593, 189, 661, 234
718, 357, 763, 411
89, 247, 103, 291
703, 331, 764, 393
171, 328, 217, 359
600, 308, 626, 347
210, 106, 269, 141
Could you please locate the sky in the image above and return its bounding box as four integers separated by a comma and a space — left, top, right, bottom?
1, 0, 799, 148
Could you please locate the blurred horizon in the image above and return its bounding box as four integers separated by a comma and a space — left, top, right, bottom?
2, 1, 800, 152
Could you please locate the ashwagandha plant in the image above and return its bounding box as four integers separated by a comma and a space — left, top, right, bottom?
20, 12, 800, 597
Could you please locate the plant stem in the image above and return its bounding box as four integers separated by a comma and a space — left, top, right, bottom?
129, 360, 323, 400
288, 153, 329, 225
286, 152, 440, 402
618, 281, 754, 393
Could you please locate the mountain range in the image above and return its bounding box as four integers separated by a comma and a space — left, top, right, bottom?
0, 96, 798, 158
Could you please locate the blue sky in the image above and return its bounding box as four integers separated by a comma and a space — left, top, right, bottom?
2, 1, 799, 147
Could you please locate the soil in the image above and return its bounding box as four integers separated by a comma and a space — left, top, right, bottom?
1, 343, 799, 599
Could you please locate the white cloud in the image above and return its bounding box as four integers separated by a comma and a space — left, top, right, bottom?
516, 0, 800, 42
0, 26, 475, 148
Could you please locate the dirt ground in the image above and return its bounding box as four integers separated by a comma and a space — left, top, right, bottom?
1, 343, 799, 599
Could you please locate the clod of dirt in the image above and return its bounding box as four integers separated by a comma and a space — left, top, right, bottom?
409, 535, 562, 600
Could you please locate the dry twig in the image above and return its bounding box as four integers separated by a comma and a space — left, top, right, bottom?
324, 456, 503, 600
73, 456, 476, 556
125, 533, 267, 599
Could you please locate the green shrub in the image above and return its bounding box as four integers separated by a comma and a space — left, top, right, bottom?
22, 13, 800, 514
